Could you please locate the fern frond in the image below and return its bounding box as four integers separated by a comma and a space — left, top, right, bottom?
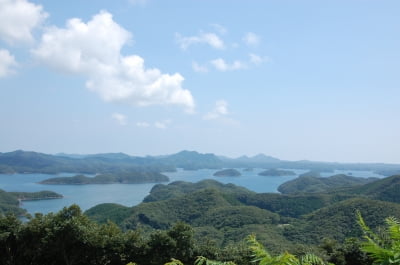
386, 216, 400, 241
247, 234, 271, 263
356, 210, 383, 244
300, 253, 327, 265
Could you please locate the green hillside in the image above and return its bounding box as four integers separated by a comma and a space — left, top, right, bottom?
350, 174, 400, 203
278, 174, 378, 194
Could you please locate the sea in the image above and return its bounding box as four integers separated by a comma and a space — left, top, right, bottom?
0, 168, 384, 215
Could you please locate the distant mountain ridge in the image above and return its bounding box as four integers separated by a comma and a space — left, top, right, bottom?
1, 149, 400, 174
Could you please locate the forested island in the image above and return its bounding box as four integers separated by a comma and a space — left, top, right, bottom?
257, 169, 296, 176
0, 189, 62, 215
39, 172, 169, 185
213, 169, 241, 177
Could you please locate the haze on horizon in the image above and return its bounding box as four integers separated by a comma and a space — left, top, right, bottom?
0, 0, 399, 164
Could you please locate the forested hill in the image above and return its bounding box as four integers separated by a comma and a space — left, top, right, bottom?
85, 175, 400, 253
2, 150, 400, 174
277, 173, 378, 194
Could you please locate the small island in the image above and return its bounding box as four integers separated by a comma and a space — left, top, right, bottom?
0, 189, 63, 216
213, 169, 241, 177
11, 191, 63, 201
39, 172, 169, 185
258, 169, 296, 176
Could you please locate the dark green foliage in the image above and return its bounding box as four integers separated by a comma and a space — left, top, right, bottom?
285, 198, 400, 244
320, 238, 373, 265
213, 169, 241, 177
0, 206, 201, 265
40, 172, 169, 184
84, 203, 131, 224
278, 174, 377, 194
258, 169, 296, 176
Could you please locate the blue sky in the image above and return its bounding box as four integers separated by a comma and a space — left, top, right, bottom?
0, 0, 399, 163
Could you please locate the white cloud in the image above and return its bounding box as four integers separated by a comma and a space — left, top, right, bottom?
136, 121, 150, 128
210, 24, 227, 35
192, 61, 208, 73
0, 0, 48, 44
249, 53, 268, 65
0, 49, 17, 77
32, 11, 195, 112
210, 58, 247, 72
243, 32, 261, 47
175, 32, 224, 50
203, 100, 229, 120
112, 113, 127, 126
154, 119, 171, 129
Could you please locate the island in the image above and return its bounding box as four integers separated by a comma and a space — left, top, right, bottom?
258, 169, 296, 176
11, 191, 63, 201
213, 169, 241, 177
39, 172, 169, 185
0, 189, 63, 216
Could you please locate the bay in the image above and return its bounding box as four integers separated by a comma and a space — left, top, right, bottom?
0, 169, 384, 215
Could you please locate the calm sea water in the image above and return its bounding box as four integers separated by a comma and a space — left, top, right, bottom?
0, 169, 384, 215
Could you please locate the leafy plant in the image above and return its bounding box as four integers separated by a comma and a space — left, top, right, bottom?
357, 210, 400, 264
247, 234, 330, 265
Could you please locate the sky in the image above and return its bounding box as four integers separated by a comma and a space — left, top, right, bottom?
0, 0, 399, 163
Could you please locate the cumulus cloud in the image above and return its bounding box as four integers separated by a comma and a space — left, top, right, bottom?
32, 11, 195, 112
243, 32, 261, 47
210, 58, 247, 72
112, 113, 127, 126
203, 100, 229, 120
175, 32, 224, 50
0, 0, 48, 44
0, 49, 17, 77
192, 61, 208, 73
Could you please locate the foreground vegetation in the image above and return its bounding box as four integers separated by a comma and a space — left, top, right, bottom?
1, 204, 399, 265
86, 176, 400, 251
